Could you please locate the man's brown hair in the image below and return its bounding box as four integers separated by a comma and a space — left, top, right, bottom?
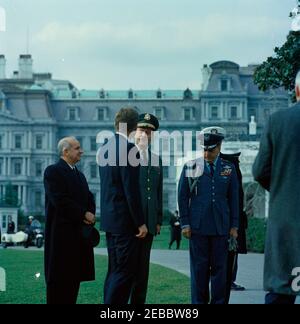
114, 107, 139, 133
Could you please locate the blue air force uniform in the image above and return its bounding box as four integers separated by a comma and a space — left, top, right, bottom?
178, 127, 239, 304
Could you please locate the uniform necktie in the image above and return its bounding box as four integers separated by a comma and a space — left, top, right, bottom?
209, 162, 214, 177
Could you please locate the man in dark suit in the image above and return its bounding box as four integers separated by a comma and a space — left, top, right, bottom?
253, 71, 300, 304
178, 127, 239, 304
98, 108, 148, 304
44, 137, 96, 304
130, 113, 163, 304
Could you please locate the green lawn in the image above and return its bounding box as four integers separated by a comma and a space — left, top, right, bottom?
97, 225, 190, 250
0, 250, 190, 304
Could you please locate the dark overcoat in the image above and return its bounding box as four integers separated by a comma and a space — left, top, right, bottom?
44, 159, 96, 284
253, 102, 300, 295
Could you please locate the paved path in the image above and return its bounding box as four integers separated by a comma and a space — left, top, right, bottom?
95, 248, 266, 304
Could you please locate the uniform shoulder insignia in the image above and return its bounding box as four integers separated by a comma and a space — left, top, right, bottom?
221, 158, 231, 164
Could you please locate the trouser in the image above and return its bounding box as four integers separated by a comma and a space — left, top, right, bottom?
46, 281, 80, 304
265, 293, 296, 304
130, 234, 154, 304
190, 234, 228, 304
169, 238, 181, 249
232, 254, 238, 283
104, 233, 139, 304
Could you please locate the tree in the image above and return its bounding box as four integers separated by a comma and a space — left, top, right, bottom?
253, 4, 300, 102
254, 31, 300, 102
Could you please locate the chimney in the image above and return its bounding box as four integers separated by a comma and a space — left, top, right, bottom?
0, 55, 6, 79
18, 54, 33, 79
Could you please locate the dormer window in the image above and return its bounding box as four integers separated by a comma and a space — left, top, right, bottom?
72, 90, 78, 99
183, 88, 193, 100
156, 89, 162, 99
128, 89, 134, 99
99, 89, 105, 99
221, 79, 228, 92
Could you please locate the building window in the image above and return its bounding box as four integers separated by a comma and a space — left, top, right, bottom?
249, 108, 257, 121
2, 215, 7, 229
36, 135, 43, 149
154, 107, 165, 121
90, 137, 97, 151
15, 135, 22, 149
0, 134, 3, 149
35, 191, 42, 207
0, 158, 3, 175
14, 161, 22, 176
68, 107, 79, 121
35, 162, 43, 177
184, 107, 195, 121
230, 106, 238, 119
221, 79, 228, 92
157, 90, 162, 99
211, 106, 219, 119
90, 163, 97, 179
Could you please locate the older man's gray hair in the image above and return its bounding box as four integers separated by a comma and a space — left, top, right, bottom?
57, 137, 77, 156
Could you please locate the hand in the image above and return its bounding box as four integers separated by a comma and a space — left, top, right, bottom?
136, 224, 148, 239
230, 228, 238, 239
156, 224, 161, 235
84, 212, 96, 225
182, 227, 191, 239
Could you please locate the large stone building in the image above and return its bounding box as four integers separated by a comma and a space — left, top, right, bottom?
0, 55, 290, 215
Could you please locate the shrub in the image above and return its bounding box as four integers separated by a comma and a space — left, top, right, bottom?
246, 217, 267, 253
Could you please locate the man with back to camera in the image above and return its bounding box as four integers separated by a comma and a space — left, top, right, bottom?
44, 137, 96, 304
178, 127, 239, 304
98, 107, 148, 304
253, 71, 300, 304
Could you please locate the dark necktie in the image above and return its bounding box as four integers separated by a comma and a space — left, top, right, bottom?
209, 162, 214, 177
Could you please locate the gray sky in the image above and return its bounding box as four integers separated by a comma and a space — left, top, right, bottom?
0, 0, 296, 89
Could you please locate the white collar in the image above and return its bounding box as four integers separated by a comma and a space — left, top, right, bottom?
67, 163, 75, 170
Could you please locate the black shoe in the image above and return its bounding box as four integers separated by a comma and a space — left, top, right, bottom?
231, 282, 246, 291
